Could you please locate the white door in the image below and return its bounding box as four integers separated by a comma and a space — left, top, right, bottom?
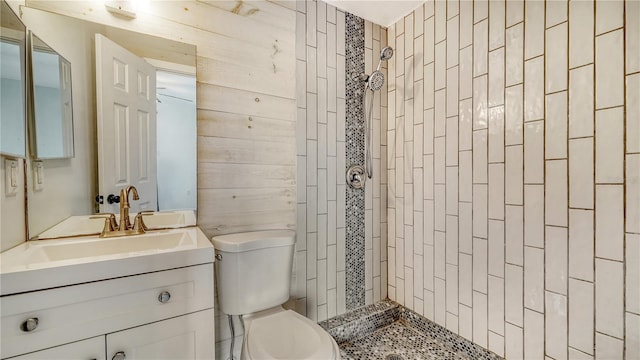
106, 310, 215, 360
95, 34, 157, 214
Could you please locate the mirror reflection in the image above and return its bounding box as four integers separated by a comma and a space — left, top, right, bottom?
0, 0, 26, 158
21, 6, 197, 239
30, 32, 74, 159
156, 70, 197, 211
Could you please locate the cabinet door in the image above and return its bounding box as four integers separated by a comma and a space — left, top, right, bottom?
106, 309, 214, 360
7, 336, 105, 360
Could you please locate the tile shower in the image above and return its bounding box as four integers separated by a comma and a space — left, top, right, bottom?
386, 0, 638, 359
294, 1, 389, 322
295, 0, 638, 359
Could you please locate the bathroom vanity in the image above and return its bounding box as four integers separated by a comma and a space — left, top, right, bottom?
0, 227, 215, 359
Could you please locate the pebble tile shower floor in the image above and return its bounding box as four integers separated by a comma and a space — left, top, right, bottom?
320, 301, 503, 360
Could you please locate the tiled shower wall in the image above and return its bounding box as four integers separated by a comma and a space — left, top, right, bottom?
294, 0, 388, 323
387, 0, 639, 359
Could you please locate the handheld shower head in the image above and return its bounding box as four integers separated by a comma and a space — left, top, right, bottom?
380, 46, 394, 61
368, 71, 385, 91
375, 46, 394, 71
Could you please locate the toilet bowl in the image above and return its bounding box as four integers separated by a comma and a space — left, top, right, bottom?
212, 230, 340, 360
241, 306, 340, 360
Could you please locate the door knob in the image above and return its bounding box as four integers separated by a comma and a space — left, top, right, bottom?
107, 194, 120, 204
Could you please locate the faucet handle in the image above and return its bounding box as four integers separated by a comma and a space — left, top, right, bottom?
91, 213, 118, 229
137, 210, 155, 219
132, 212, 148, 233
98, 214, 117, 237
92, 212, 116, 217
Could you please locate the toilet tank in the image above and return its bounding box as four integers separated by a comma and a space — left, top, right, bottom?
212, 230, 295, 315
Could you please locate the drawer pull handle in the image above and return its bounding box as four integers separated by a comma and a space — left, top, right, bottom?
112, 351, 126, 360
158, 291, 171, 303
20, 317, 39, 332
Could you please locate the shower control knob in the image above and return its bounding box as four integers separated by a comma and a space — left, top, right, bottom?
112, 351, 126, 360
346, 165, 366, 190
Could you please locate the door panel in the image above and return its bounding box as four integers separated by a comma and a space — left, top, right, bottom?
106, 310, 214, 360
96, 34, 157, 214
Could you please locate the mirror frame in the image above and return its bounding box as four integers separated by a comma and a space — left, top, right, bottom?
0, 0, 27, 159
28, 30, 75, 160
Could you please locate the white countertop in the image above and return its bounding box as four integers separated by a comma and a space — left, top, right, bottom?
0, 226, 213, 296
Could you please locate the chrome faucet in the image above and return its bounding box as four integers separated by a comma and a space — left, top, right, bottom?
97, 185, 148, 238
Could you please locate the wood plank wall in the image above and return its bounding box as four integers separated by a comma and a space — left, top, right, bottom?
22, 3, 295, 357
26, 0, 298, 238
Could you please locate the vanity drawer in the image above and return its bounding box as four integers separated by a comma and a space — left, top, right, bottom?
0, 263, 214, 359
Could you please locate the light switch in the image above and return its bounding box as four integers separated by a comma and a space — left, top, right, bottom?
33, 161, 44, 191
4, 159, 19, 196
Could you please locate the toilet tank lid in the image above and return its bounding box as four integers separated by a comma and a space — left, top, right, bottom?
211, 230, 296, 252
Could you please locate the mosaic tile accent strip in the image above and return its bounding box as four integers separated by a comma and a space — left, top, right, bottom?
344, 12, 366, 311
322, 300, 503, 360
320, 300, 399, 343
320, 299, 398, 331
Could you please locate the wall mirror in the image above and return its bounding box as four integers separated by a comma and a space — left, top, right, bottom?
0, 0, 27, 158
21, 5, 197, 239
30, 32, 75, 159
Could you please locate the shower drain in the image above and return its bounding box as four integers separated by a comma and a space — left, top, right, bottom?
385, 354, 404, 360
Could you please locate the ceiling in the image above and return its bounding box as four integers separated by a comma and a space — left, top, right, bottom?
322, 0, 427, 27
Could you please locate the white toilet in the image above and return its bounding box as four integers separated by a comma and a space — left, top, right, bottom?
212, 230, 341, 360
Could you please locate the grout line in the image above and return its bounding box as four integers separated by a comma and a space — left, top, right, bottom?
595, 331, 625, 342
567, 276, 594, 284
594, 26, 625, 38
594, 104, 626, 112
568, 62, 595, 71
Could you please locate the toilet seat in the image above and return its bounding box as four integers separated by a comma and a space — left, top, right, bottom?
242, 308, 340, 360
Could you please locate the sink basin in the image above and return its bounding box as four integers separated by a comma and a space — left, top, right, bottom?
0, 227, 213, 296
35, 210, 196, 240
33, 231, 192, 264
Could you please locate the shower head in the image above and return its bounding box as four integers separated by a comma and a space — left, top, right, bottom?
368, 70, 385, 91
380, 46, 394, 61
375, 46, 394, 72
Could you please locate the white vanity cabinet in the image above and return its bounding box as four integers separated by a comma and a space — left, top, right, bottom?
1, 263, 215, 359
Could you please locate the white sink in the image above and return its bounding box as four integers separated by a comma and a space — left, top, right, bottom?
0, 227, 213, 296
35, 210, 196, 240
